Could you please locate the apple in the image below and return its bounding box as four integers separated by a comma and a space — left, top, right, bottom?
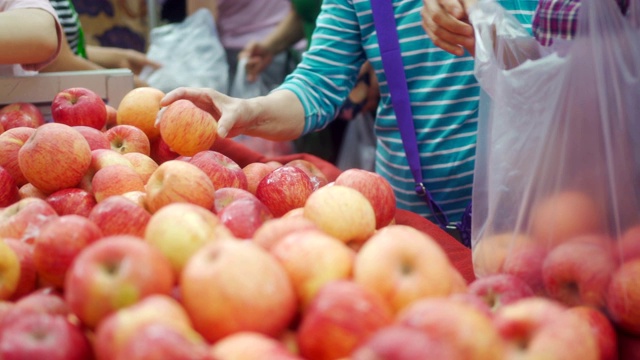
501, 240, 549, 295
18, 123, 92, 194
256, 165, 315, 218
0, 127, 36, 187
88, 148, 135, 172
188, 150, 248, 190
158, 99, 218, 156
3, 239, 36, 300
105, 104, 118, 129
568, 306, 619, 360
0, 102, 45, 130
180, 240, 296, 343
144, 160, 216, 213
285, 159, 329, 190
396, 297, 506, 360
51, 87, 107, 129
0, 166, 19, 207
91, 164, 145, 202
33, 214, 103, 289
243, 162, 277, 195
64, 235, 175, 328
618, 224, 640, 263
94, 294, 208, 360
542, 235, 617, 308
212, 187, 259, 214
0, 240, 20, 300
296, 280, 394, 360
334, 168, 396, 229
493, 297, 599, 360
472, 232, 534, 277
529, 190, 606, 248
105, 124, 152, 156
144, 202, 233, 277
120, 190, 148, 208
0, 311, 92, 360
72, 125, 110, 150
17, 183, 46, 200
88, 195, 152, 238
122, 152, 158, 183
270, 229, 355, 311
0, 197, 58, 243
116, 87, 165, 140
45, 188, 97, 217
617, 329, 640, 360
11, 288, 70, 317
303, 184, 376, 248
353, 224, 457, 314
467, 273, 535, 312
252, 216, 319, 251
218, 197, 274, 239
606, 259, 640, 335
210, 331, 303, 360
149, 136, 180, 164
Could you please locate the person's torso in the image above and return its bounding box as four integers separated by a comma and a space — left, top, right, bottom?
216, 0, 290, 49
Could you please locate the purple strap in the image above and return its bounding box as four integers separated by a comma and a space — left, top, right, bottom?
370, 0, 451, 229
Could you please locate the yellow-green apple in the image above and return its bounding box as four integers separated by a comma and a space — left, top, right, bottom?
243, 162, 276, 195
0, 126, 35, 187
568, 306, 619, 360
94, 294, 208, 360
542, 235, 617, 308
256, 165, 315, 218
122, 152, 158, 183
0, 166, 19, 207
353, 224, 456, 314
17, 183, 46, 200
72, 125, 110, 150
0, 311, 92, 360
334, 168, 396, 229
296, 280, 394, 360
91, 164, 145, 202
285, 159, 329, 190
0, 197, 58, 243
88, 195, 151, 238
105, 104, 118, 129
618, 224, 640, 263
252, 216, 319, 251
606, 259, 640, 335
218, 197, 274, 239
493, 297, 599, 360
3, 238, 36, 300
210, 331, 303, 360
472, 232, 534, 277
144, 202, 233, 277
501, 240, 549, 295
64, 235, 175, 328
149, 137, 180, 164
33, 214, 103, 289
45, 188, 97, 217
51, 87, 108, 129
180, 240, 296, 342
0, 240, 20, 300
105, 124, 151, 156
270, 229, 355, 311
213, 187, 258, 214
18, 123, 92, 194
188, 150, 248, 190
467, 273, 535, 312
145, 160, 216, 213
158, 99, 218, 156
395, 297, 506, 360
116, 87, 165, 140
0, 102, 45, 130
529, 190, 606, 248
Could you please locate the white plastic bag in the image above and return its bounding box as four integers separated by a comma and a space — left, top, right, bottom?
139, 9, 229, 93
229, 57, 270, 98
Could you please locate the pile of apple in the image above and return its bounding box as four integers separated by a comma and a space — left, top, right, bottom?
0, 86, 638, 359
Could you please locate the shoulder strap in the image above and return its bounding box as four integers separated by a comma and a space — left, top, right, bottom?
370, 0, 452, 229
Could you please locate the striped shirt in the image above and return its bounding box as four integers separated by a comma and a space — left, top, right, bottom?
49, 0, 86, 57
277, 0, 538, 223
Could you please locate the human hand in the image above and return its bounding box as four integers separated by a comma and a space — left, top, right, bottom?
117, 48, 162, 75
421, 0, 478, 56
239, 41, 274, 82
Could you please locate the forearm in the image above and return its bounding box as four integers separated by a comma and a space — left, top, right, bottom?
0, 9, 59, 65
261, 10, 305, 55
85, 45, 123, 69
243, 90, 306, 141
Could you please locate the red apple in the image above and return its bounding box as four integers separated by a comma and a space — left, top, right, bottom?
188, 150, 248, 190
64, 235, 175, 328
88, 195, 152, 238
0, 197, 58, 243
149, 136, 180, 164
211, 331, 303, 360
218, 197, 274, 239
472, 232, 534, 277
116, 87, 165, 140
618, 224, 640, 263
256, 165, 315, 218
105, 124, 151, 156
0, 127, 36, 187
0, 166, 19, 207
252, 216, 319, 251
45, 188, 97, 217
180, 240, 296, 343
606, 259, 640, 335
18, 123, 92, 194
3, 239, 36, 300
11, 288, 70, 317
72, 125, 110, 150
243, 162, 277, 195
0, 102, 45, 130
285, 159, 329, 190
144, 160, 215, 213
568, 306, 619, 360
467, 273, 535, 312
159, 99, 218, 156
212, 187, 259, 214
51, 87, 107, 129
105, 104, 118, 129
17, 183, 46, 200
122, 152, 158, 183
334, 168, 396, 229
33, 214, 103, 288
91, 164, 145, 202
617, 329, 640, 360
502, 241, 549, 295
